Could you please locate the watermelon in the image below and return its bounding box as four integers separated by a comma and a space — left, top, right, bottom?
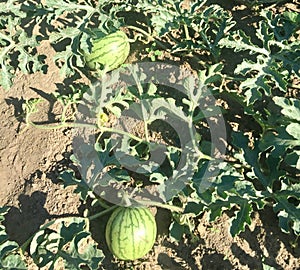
84, 30, 130, 72
105, 206, 157, 261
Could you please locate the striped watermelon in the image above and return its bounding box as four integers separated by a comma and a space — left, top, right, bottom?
84, 30, 130, 72
105, 206, 157, 261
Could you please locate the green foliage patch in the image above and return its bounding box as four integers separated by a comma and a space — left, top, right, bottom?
1, 0, 299, 267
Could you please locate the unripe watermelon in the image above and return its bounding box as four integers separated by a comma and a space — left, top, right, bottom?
84, 30, 130, 72
105, 206, 157, 261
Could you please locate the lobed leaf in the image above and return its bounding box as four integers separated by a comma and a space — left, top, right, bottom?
273, 97, 300, 122
230, 200, 253, 236
59, 170, 91, 202
30, 217, 104, 269
273, 179, 300, 235
220, 11, 299, 105
0, 207, 27, 269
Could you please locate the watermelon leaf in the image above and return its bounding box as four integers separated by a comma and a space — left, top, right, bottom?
0, 207, 27, 269
59, 170, 91, 202
273, 179, 300, 236
30, 217, 104, 270
169, 221, 186, 242
230, 201, 252, 236
219, 11, 299, 105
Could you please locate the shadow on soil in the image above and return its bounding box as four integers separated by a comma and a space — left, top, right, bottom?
3, 191, 49, 245
232, 207, 300, 270
2, 150, 84, 247
201, 253, 233, 270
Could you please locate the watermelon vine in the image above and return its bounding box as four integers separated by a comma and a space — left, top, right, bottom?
0, 0, 299, 268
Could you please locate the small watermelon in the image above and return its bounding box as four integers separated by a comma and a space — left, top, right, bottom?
84, 30, 130, 72
105, 206, 157, 261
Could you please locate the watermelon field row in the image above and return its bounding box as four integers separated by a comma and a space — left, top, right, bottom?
0, 0, 299, 269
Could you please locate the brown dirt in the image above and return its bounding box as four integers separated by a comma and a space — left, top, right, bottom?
0, 41, 82, 246
1, 3, 300, 269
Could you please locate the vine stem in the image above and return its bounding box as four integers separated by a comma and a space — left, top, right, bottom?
117, 190, 184, 213
183, 24, 191, 40
19, 177, 186, 253
19, 200, 183, 253
0, 32, 15, 60
135, 199, 184, 213
25, 117, 208, 156
60, 101, 72, 123
26, 120, 96, 130
88, 205, 119, 221
25, 119, 145, 143
126, 25, 168, 51
19, 204, 118, 253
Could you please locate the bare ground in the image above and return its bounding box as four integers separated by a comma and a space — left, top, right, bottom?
1, 3, 300, 268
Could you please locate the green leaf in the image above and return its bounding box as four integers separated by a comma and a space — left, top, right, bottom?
230, 201, 252, 236
285, 150, 300, 171
273, 179, 300, 235
59, 170, 91, 202
169, 221, 186, 242
261, 10, 300, 41
30, 217, 104, 270
235, 54, 288, 104
0, 207, 27, 269
232, 131, 277, 189
0, 208, 10, 223
72, 138, 129, 191
81, 70, 125, 118
205, 196, 254, 236
276, 207, 300, 236
259, 127, 300, 158
0, 61, 15, 91
219, 29, 268, 56
183, 202, 204, 216
0, 6, 46, 90
286, 123, 300, 140
157, 159, 197, 202
220, 11, 299, 104
273, 97, 300, 122
207, 199, 231, 222
262, 262, 277, 270
0, 0, 26, 18
198, 63, 224, 85
115, 138, 162, 175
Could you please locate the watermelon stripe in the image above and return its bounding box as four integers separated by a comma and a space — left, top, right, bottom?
120, 208, 128, 258
90, 40, 128, 55
84, 30, 130, 72
92, 38, 128, 53
142, 208, 156, 243
87, 42, 128, 63
118, 208, 128, 259
92, 36, 128, 50
128, 209, 136, 259
108, 207, 124, 256
136, 209, 147, 256
92, 32, 127, 45
105, 207, 156, 261
142, 208, 156, 255
138, 209, 145, 256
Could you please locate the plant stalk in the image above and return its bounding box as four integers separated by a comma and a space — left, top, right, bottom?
135, 199, 184, 213
126, 25, 168, 51
88, 205, 119, 221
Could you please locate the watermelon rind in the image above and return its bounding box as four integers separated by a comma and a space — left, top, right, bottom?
84, 30, 130, 72
105, 206, 157, 261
